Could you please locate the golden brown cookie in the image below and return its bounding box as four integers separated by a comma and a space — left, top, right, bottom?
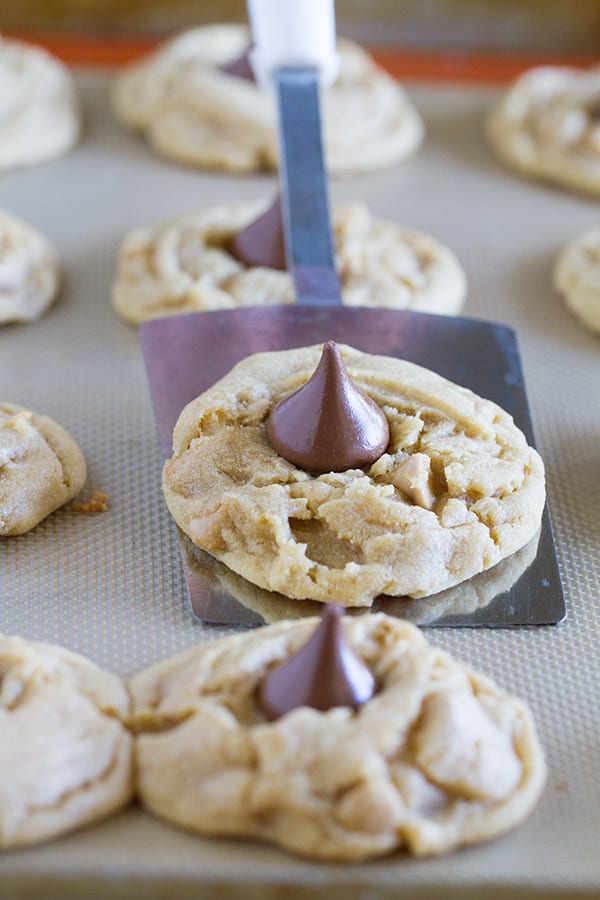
163, 344, 545, 606
131, 614, 546, 861
0, 403, 86, 536
112, 201, 465, 325
0, 635, 133, 848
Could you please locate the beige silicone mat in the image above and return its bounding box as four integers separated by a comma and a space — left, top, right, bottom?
1, 71, 599, 898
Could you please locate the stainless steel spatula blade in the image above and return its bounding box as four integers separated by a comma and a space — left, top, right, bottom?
275, 66, 341, 307
140, 308, 565, 627
140, 0, 564, 628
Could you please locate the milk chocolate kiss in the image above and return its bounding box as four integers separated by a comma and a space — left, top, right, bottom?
228, 194, 287, 271
588, 99, 600, 120
258, 604, 376, 721
221, 48, 255, 82
267, 341, 389, 473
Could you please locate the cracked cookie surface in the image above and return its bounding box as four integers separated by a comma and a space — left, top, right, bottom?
112, 200, 465, 325
0, 37, 80, 172
0, 403, 86, 536
0, 211, 61, 324
0, 635, 133, 848
131, 614, 546, 861
488, 65, 600, 197
163, 344, 545, 606
113, 25, 423, 176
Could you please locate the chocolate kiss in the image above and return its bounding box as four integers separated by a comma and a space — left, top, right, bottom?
228, 194, 287, 272
267, 341, 389, 473
220, 48, 255, 82
258, 604, 376, 721
588, 99, 600, 120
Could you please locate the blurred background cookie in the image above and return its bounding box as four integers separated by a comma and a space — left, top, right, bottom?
488, 65, 600, 197
0, 35, 80, 171
113, 25, 423, 175
554, 226, 600, 334
0, 211, 61, 325
112, 199, 465, 324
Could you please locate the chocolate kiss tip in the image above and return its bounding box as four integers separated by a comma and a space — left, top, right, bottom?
228, 194, 287, 272
258, 604, 376, 721
221, 48, 255, 82
267, 341, 390, 473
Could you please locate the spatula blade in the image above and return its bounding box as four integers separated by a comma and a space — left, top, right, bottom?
140, 305, 565, 628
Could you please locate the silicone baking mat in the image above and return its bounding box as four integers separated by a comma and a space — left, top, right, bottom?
1, 70, 599, 897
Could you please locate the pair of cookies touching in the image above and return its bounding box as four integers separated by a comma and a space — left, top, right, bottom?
1, 612, 546, 861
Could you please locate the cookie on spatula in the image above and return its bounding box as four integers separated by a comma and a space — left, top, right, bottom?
162, 342, 545, 606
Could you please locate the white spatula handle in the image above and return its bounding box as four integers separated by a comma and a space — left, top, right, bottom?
247, 0, 340, 87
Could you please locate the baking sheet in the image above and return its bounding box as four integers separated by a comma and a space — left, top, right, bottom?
1, 71, 599, 897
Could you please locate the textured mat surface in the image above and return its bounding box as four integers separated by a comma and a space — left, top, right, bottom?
0, 72, 599, 895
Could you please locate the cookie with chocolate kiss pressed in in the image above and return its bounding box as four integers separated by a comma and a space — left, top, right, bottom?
112, 199, 466, 325
162, 343, 545, 607
113, 24, 423, 175
131, 613, 546, 861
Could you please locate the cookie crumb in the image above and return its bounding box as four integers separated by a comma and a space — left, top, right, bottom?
71, 492, 109, 514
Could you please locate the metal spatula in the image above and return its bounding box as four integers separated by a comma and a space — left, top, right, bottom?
140, 0, 565, 628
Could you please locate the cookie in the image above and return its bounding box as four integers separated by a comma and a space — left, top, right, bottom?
553, 226, 600, 334
131, 614, 546, 861
112, 200, 466, 325
162, 344, 545, 607
488, 65, 600, 197
113, 25, 423, 176
0, 634, 133, 848
0, 211, 61, 324
0, 36, 80, 172
0, 403, 86, 536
